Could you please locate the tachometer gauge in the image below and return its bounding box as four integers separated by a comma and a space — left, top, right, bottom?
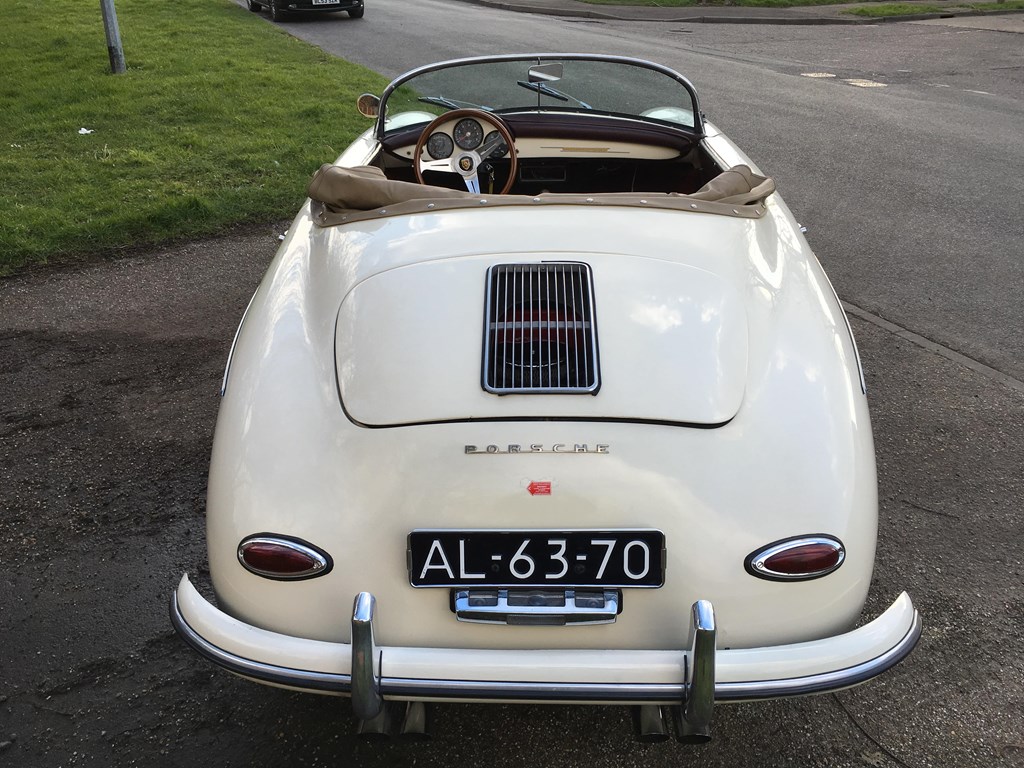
426, 132, 454, 160
453, 118, 484, 150
482, 130, 508, 159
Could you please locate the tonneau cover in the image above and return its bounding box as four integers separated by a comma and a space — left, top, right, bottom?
307, 164, 774, 227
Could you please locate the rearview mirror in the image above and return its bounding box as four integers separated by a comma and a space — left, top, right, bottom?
528, 63, 563, 84
356, 93, 380, 118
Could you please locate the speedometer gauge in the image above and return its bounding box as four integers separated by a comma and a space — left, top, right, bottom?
453, 118, 484, 150
426, 132, 454, 159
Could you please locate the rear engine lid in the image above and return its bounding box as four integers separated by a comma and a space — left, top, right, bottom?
335, 254, 747, 427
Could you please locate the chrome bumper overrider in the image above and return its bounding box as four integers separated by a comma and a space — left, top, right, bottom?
170, 574, 920, 705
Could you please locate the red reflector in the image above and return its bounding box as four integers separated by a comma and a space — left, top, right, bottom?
763, 543, 842, 575
237, 536, 330, 580
746, 536, 845, 581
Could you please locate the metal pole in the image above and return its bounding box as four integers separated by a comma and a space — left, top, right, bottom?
99, 0, 126, 75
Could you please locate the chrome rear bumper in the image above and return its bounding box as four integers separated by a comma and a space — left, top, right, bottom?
170, 574, 920, 705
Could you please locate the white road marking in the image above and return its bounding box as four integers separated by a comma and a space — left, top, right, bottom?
845, 78, 887, 88
802, 72, 837, 78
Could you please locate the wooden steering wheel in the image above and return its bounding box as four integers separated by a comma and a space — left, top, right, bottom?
413, 109, 518, 195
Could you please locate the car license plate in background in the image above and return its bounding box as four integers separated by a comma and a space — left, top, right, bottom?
408, 530, 665, 588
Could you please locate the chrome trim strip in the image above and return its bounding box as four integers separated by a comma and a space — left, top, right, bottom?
717, 609, 922, 700
171, 589, 921, 703
220, 287, 259, 397
818, 267, 867, 395
170, 590, 352, 693
839, 300, 867, 395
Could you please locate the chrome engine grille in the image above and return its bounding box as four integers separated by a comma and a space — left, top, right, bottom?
483, 262, 600, 394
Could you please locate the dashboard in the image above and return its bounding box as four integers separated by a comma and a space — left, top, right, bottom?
385, 112, 694, 163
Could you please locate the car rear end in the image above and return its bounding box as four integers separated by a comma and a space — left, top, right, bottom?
172, 202, 919, 740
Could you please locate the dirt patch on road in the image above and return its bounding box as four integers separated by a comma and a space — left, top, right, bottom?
0, 329, 222, 569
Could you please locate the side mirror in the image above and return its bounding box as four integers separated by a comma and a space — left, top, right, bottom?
528, 63, 563, 84
356, 93, 380, 118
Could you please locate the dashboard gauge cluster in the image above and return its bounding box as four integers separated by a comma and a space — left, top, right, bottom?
424, 119, 509, 161
426, 132, 454, 160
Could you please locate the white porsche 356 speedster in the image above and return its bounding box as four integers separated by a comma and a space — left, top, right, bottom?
171, 54, 920, 742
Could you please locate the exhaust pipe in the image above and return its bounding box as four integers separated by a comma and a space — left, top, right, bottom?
355, 702, 396, 740
399, 701, 432, 740
632, 705, 670, 743
355, 701, 431, 741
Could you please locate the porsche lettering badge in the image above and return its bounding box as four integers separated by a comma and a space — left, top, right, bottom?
465, 444, 609, 454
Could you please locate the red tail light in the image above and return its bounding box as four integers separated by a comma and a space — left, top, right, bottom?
745, 536, 845, 581
237, 535, 332, 580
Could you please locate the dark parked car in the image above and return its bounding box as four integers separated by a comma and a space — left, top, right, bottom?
247, 0, 363, 22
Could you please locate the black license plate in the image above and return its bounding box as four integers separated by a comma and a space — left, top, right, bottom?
408, 530, 664, 588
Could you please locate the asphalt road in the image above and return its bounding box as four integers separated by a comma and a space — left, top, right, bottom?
1, 4, 1022, 767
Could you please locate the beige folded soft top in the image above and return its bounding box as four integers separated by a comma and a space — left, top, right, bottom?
307, 164, 775, 227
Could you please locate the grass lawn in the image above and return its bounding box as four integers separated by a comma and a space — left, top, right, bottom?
0, 0, 388, 274
846, 0, 1023, 12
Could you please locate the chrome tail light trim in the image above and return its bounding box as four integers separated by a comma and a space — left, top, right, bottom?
744, 535, 846, 582
236, 534, 333, 581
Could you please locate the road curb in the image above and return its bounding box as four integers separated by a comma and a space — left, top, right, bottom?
869, 7, 1024, 22
455, 0, 1024, 25
454, 0, 846, 22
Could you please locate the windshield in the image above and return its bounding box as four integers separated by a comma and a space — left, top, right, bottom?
377, 55, 702, 137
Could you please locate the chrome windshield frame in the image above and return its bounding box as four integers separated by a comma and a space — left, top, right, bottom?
373, 53, 704, 140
